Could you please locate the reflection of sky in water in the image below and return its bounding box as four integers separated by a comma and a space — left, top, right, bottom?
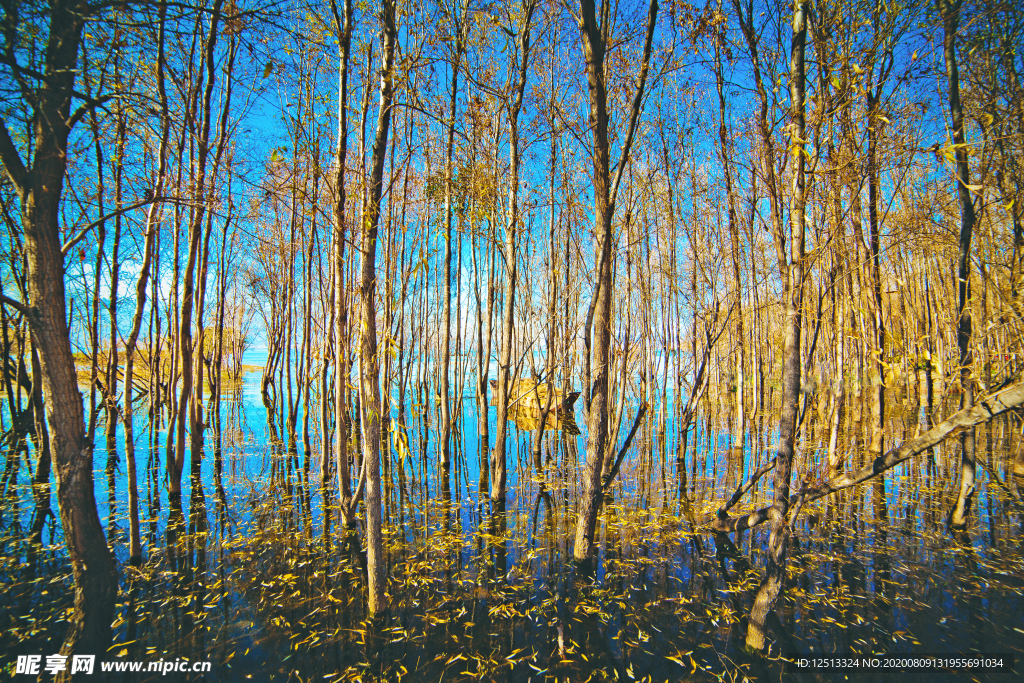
3, 369, 1022, 680
65, 370, 760, 565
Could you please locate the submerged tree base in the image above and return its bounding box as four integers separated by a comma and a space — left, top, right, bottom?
2, 456, 1022, 682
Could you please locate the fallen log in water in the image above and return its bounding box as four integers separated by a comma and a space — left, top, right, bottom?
490, 377, 581, 433
705, 380, 1024, 534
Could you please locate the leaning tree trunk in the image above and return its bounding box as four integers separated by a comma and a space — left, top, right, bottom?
0, 0, 118, 672
745, 0, 808, 651
711, 380, 1024, 534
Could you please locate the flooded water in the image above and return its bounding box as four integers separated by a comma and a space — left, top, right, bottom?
2, 371, 1022, 681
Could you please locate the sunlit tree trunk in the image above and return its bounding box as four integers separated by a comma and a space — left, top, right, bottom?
491, 0, 536, 508
746, 0, 808, 650
477, 210, 496, 498
171, 0, 226, 496
573, 0, 657, 563
440, 3, 465, 501
359, 0, 397, 616
105, 105, 125, 511
861, 0, 895, 458
714, 13, 745, 458
122, 0, 170, 565
827, 257, 846, 477
330, 0, 357, 530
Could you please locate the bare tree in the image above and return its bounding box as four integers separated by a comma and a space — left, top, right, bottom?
359, 0, 398, 616
572, 0, 658, 564
0, 0, 118, 670
745, 0, 809, 651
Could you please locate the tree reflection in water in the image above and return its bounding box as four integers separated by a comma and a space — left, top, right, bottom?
1, 382, 1022, 682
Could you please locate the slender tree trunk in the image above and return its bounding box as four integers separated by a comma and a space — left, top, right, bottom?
714, 16, 745, 458
491, 0, 536, 508
827, 258, 846, 476
573, 0, 657, 563
359, 0, 397, 616
746, 0, 808, 650
122, 1, 170, 565
330, 0, 357, 527
440, 15, 464, 500
943, 0, 978, 529
171, 0, 226, 494
124, 205, 161, 566
479, 221, 495, 497
865, 83, 885, 458
105, 108, 126, 509
28, 340, 52, 546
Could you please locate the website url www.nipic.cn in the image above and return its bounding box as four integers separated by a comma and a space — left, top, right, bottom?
16, 655, 212, 675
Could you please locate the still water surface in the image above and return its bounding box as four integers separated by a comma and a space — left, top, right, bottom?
2, 371, 1022, 681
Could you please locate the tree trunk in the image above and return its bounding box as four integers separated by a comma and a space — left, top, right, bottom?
171, 0, 226, 494
866, 86, 885, 458
745, 0, 808, 651
0, 0, 118, 671
360, 0, 398, 616
122, 1, 170, 565
712, 381, 1024, 534
491, 0, 536, 508
827, 259, 846, 476
573, 0, 658, 563
714, 15, 745, 458
124, 205, 161, 566
28, 339, 52, 546
105, 108, 126, 512
943, 0, 978, 529
440, 7, 465, 500
330, 0, 356, 527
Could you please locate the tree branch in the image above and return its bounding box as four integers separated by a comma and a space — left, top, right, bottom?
705, 381, 1024, 534
0, 293, 30, 316
67, 92, 120, 129
602, 401, 648, 492
0, 117, 28, 195
609, 0, 658, 209
718, 457, 776, 518
61, 195, 180, 256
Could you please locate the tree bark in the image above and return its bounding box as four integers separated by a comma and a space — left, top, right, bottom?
573, 0, 658, 563
0, 0, 118, 672
943, 0, 978, 529
360, 0, 397, 616
745, 0, 808, 651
